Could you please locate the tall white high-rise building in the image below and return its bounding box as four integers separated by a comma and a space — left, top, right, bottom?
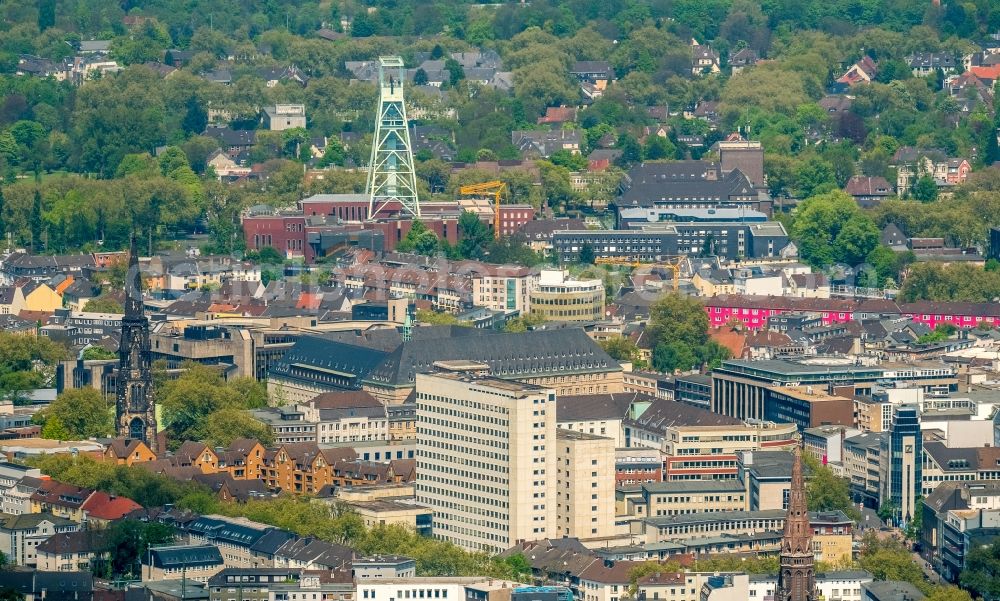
415, 369, 557, 553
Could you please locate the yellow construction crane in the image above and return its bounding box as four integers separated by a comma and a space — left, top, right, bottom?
595, 255, 686, 292
458, 181, 509, 239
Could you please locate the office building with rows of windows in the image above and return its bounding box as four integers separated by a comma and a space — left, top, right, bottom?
415, 370, 557, 553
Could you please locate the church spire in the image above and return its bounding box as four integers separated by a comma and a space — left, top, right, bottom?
776, 446, 816, 601
124, 234, 144, 320
116, 234, 157, 453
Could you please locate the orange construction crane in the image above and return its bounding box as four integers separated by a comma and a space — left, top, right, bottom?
458, 181, 509, 239
595, 255, 686, 292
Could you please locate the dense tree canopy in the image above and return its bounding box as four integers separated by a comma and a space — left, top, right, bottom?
34, 388, 113, 440
158, 363, 270, 448
647, 293, 729, 373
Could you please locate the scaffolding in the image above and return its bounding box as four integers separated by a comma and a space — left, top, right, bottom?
367, 56, 420, 219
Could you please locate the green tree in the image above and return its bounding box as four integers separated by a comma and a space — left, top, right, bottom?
415, 309, 466, 326
599, 336, 640, 362
803, 452, 861, 521
960, 539, 1000, 600
925, 587, 973, 601
35, 388, 113, 439
181, 96, 207, 136
248, 246, 285, 265
40, 415, 71, 440
83, 295, 124, 314
396, 220, 440, 255
457, 211, 491, 259
0, 332, 67, 403
616, 133, 643, 167
794, 156, 838, 198
204, 408, 274, 448
549, 150, 588, 172
351, 13, 377, 37
31, 189, 42, 253
105, 520, 175, 579
643, 135, 676, 161
646, 293, 727, 372
159, 363, 269, 446
578, 243, 595, 264
82, 346, 118, 360
790, 191, 880, 268
413, 68, 429, 86
857, 531, 931, 594
911, 175, 939, 202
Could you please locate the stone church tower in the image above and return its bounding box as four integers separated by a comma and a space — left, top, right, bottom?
776, 446, 816, 601
115, 237, 158, 452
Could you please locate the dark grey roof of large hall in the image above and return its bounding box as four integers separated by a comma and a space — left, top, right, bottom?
367, 327, 619, 387
273, 326, 619, 389
618, 165, 758, 207
269, 334, 392, 387
557, 392, 649, 421
626, 396, 742, 431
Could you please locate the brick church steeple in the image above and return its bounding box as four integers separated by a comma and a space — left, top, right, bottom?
115, 236, 158, 452
776, 446, 816, 601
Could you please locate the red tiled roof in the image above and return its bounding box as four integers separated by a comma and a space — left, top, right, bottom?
81, 491, 142, 520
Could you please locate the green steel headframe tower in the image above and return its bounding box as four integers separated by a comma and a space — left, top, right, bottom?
367, 56, 420, 219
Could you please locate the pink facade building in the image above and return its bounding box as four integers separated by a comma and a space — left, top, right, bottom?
701, 295, 1000, 331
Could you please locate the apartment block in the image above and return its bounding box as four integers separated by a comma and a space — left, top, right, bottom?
471, 267, 537, 313
415, 371, 557, 553
555, 429, 615, 539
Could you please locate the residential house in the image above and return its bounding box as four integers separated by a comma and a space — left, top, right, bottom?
729, 48, 759, 73
80, 491, 142, 527
908, 52, 957, 77
78, 40, 111, 54
30, 482, 92, 523
305, 392, 389, 444
819, 95, 853, 115
207, 149, 252, 180
1, 475, 45, 516
892, 147, 971, 195
204, 127, 257, 158
192, 473, 271, 503
35, 529, 109, 572
409, 125, 455, 162
187, 514, 296, 568
517, 218, 587, 253
537, 106, 579, 126
691, 43, 720, 75
0, 512, 79, 566
258, 66, 308, 87
556, 392, 644, 448
587, 149, 622, 172
60, 278, 99, 312
570, 61, 613, 82
844, 175, 894, 209
16, 55, 63, 79
19, 281, 63, 313
103, 438, 157, 466
837, 56, 877, 87
173, 442, 220, 473
145, 544, 225, 583
0, 253, 95, 284
511, 130, 582, 158
0, 287, 26, 315
579, 560, 638, 601
272, 537, 352, 571
263, 443, 338, 494
218, 438, 267, 481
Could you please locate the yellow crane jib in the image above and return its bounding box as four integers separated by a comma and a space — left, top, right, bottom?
594, 256, 686, 292
458, 181, 509, 239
